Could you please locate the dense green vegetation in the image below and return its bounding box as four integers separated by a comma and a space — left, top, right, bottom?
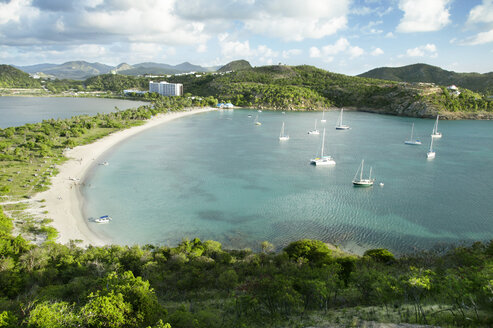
359, 63, 493, 96
217, 59, 252, 72
1, 213, 493, 327
0, 65, 41, 88
427, 87, 493, 112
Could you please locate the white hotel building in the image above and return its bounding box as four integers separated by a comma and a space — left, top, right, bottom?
149, 81, 183, 96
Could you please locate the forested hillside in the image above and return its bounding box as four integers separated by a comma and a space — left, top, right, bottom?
359, 63, 493, 96
1, 205, 493, 327
0, 65, 41, 88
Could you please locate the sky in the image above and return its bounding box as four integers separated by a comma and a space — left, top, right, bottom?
0, 0, 492, 75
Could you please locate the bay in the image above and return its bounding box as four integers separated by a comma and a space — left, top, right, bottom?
0, 96, 147, 128
83, 109, 493, 254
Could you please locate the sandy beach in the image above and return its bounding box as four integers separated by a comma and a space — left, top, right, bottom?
34, 107, 216, 246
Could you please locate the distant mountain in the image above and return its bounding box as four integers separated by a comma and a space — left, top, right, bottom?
359, 63, 493, 95
115, 62, 220, 76
218, 60, 252, 72
15, 63, 58, 74
0, 65, 41, 88
16, 60, 223, 79
16, 61, 114, 80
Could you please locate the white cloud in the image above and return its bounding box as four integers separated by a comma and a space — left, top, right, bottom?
219, 40, 278, 64
309, 47, 321, 58
176, 0, 350, 41
462, 29, 493, 45
467, 0, 493, 25
402, 43, 438, 57
371, 48, 384, 56
348, 46, 364, 58
0, 0, 38, 25
396, 0, 451, 32
197, 44, 207, 53
385, 32, 395, 38
310, 38, 365, 59
282, 49, 302, 59
322, 38, 350, 55
461, 0, 493, 45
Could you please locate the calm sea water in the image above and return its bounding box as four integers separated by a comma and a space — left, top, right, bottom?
83, 109, 493, 254
0, 97, 147, 128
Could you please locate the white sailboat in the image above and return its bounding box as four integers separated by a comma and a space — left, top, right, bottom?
321, 110, 326, 123
352, 160, 375, 187
431, 115, 442, 138
404, 123, 422, 145
310, 128, 336, 166
426, 135, 436, 159
254, 114, 262, 125
335, 108, 350, 130
308, 119, 320, 134
279, 121, 289, 141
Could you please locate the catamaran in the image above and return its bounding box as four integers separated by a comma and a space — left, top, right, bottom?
352, 160, 375, 187
308, 119, 320, 134
279, 121, 289, 141
426, 135, 436, 159
404, 123, 422, 145
321, 110, 326, 123
254, 114, 262, 125
310, 128, 336, 166
431, 115, 442, 138
335, 108, 350, 130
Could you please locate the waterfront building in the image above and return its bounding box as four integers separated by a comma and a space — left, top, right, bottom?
149, 81, 183, 96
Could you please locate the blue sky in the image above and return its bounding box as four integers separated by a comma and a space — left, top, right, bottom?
0, 0, 492, 75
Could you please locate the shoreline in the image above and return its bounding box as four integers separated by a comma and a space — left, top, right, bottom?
34, 107, 216, 246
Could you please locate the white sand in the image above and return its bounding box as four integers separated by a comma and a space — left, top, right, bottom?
34, 107, 216, 246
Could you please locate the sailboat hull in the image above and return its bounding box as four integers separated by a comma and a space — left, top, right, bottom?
352, 180, 374, 187
310, 157, 336, 165
404, 140, 422, 145
431, 133, 442, 138
336, 125, 350, 130
426, 152, 436, 159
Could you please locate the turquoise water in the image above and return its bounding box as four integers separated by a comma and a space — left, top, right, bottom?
0, 97, 147, 128
83, 109, 493, 253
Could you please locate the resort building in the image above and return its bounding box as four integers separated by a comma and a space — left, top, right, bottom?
149, 81, 183, 96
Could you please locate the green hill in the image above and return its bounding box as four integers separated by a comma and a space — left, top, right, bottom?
217, 59, 252, 72
359, 63, 493, 96
0, 65, 41, 88
167, 64, 493, 117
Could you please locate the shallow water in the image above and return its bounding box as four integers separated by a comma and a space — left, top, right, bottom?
0, 96, 147, 128
83, 109, 493, 254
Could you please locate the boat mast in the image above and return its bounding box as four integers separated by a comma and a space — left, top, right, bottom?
410, 123, 414, 140
320, 128, 325, 157
429, 135, 434, 152
369, 167, 372, 180
360, 160, 364, 180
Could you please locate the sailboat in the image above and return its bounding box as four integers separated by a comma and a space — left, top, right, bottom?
404, 123, 422, 145
279, 122, 289, 141
352, 160, 375, 187
308, 119, 320, 134
254, 114, 262, 125
310, 128, 336, 166
431, 115, 442, 138
335, 108, 350, 130
426, 136, 436, 159
321, 110, 326, 123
